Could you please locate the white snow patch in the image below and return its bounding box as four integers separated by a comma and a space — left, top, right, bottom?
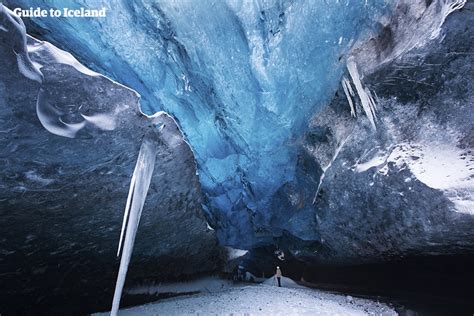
262, 276, 305, 289
406, 143, 473, 215
381, 142, 473, 215
403, 144, 471, 190
353, 139, 473, 215
452, 200, 474, 215
354, 151, 387, 173
95, 279, 396, 315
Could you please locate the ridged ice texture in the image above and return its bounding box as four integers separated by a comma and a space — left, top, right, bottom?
0, 5, 221, 314
5, 0, 395, 246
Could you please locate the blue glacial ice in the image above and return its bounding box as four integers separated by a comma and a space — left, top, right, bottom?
2, 1, 473, 313
4, 0, 464, 247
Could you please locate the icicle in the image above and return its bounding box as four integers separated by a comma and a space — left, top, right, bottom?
116, 167, 136, 257
312, 136, 349, 204
347, 57, 377, 129
341, 76, 356, 117
111, 127, 162, 316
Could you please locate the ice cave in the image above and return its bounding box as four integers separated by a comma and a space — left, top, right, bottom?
0, 0, 473, 315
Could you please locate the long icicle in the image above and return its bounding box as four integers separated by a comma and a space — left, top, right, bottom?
117, 168, 137, 257
347, 57, 377, 129
111, 128, 161, 316
341, 76, 356, 117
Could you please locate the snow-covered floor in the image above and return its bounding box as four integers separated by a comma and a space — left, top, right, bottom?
95, 277, 396, 315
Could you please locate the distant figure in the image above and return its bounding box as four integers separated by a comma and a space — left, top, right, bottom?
275, 266, 282, 287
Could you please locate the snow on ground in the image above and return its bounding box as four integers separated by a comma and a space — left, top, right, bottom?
262, 275, 306, 288
124, 276, 234, 296
95, 277, 396, 315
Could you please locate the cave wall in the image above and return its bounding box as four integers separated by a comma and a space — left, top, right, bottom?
0, 6, 221, 314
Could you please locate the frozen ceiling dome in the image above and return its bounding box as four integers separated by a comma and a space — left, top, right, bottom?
3, 0, 470, 250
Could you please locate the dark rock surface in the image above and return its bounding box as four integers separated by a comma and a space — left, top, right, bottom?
0, 6, 220, 315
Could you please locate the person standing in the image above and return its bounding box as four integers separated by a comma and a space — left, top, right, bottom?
275, 266, 282, 287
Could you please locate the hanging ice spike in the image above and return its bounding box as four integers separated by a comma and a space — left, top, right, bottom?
111, 125, 163, 316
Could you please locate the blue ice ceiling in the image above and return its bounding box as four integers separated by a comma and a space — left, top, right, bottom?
7, 0, 394, 247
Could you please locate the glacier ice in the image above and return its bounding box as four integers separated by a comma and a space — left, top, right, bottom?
0, 5, 220, 314
3, 0, 469, 252
0, 5, 42, 82
113, 127, 162, 316
346, 57, 378, 129
341, 76, 356, 117
312, 137, 349, 205
349, 0, 467, 72
299, 1, 474, 264
6, 0, 468, 249
1, 0, 473, 312
4, 0, 397, 247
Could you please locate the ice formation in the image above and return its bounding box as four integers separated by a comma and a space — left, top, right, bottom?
113, 128, 162, 316
353, 140, 474, 216
0, 4, 220, 314
341, 76, 356, 117
312, 137, 349, 205
304, 0, 474, 264
4, 0, 396, 247
4, 0, 467, 249
0, 0, 472, 313
346, 57, 378, 129
0, 5, 42, 82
